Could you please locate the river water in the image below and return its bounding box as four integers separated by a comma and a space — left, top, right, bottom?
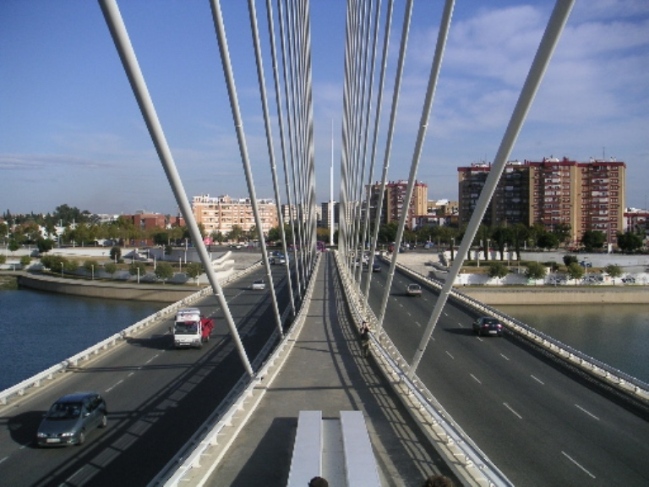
0, 289, 647, 391
497, 303, 649, 383
0, 289, 165, 391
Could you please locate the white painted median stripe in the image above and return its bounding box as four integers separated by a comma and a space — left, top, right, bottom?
531, 375, 545, 385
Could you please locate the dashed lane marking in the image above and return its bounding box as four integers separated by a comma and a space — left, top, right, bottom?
562, 451, 596, 479
105, 379, 124, 393
503, 402, 522, 419
575, 404, 600, 421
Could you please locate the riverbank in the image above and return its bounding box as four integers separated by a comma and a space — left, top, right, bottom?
457, 285, 649, 305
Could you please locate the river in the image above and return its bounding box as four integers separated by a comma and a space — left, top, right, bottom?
497, 303, 649, 383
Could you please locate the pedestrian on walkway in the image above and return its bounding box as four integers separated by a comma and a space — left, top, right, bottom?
360, 321, 371, 357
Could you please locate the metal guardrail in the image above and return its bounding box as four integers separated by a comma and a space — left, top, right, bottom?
395, 260, 649, 402
0, 261, 263, 407
151, 255, 321, 487
335, 252, 513, 487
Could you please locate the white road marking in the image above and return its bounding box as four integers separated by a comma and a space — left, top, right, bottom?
575, 404, 600, 421
503, 402, 522, 419
445, 351, 455, 360
105, 379, 124, 393
500, 353, 510, 361
64, 466, 87, 484
531, 375, 545, 385
0, 456, 8, 465
457, 322, 464, 328
414, 321, 421, 328
470, 374, 482, 384
562, 451, 596, 479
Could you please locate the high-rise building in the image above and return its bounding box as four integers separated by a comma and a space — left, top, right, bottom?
366, 180, 428, 227
458, 157, 626, 246
192, 194, 278, 238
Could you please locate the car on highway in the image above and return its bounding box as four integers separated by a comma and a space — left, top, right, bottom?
36, 392, 107, 447
472, 316, 503, 337
251, 279, 266, 290
405, 283, 422, 296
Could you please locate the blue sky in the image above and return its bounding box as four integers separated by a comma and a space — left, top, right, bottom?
1, 0, 648, 216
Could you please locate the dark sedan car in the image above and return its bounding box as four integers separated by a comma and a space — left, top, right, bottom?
36, 392, 107, 446
472, 317, 503, 337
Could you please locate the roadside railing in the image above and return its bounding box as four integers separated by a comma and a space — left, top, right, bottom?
0, 261, 263, 407
336, 252, 513, 487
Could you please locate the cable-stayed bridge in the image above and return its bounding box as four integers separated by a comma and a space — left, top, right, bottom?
1, 1, 648, 485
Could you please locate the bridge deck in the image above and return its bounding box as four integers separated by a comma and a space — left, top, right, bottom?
206, 253, 453, 486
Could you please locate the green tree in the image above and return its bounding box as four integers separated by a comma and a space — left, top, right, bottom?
20, 255, 31, 267
552, 223, 571, 246
581, 230, 606, 251
510, 223, 529, 261
525, 261, 546, 280
491, 226, 513, 260
8, 239, 20, 253
488, 262, 509, 279
210, 230, 225, 244
566, 262, 585, 282
185, 262, 203, 285
227, 225, 245, 243
155, 261, 174, 284
0, 255, 5, 264
36, 238, 55, 254
109, 246, 122, 263
537, 231, 559, 250
0, 222, 8, 243
104, 262, 117, 276
616, 231, 643, 253
563, 254, 578, 267
63, 259, 78, 274
129, 261, 147, 277
153, 231, 169, 246
604, 264, 623, 281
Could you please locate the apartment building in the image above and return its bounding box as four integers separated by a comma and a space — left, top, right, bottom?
366, 180, 428, 227
458, 157, 626, 246
192, 194, 278, 237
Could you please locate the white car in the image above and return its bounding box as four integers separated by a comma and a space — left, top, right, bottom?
251, 279, 266, 290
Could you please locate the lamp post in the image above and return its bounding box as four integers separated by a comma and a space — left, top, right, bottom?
91, 264, 94, 280
60, 262, 64, 278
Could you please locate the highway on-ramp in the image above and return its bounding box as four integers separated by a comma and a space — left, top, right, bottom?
363, 260, 649, 486
0, 266, 290, 487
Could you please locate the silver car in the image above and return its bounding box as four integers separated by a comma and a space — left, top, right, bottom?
36, 392, 107, 447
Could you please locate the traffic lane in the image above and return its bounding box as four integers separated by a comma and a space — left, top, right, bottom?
0, 270, 287, 486
364, 267, 649, 485
420, 326, 649, 486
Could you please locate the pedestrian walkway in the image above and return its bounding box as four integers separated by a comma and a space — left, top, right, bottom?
207, 253, 454, 486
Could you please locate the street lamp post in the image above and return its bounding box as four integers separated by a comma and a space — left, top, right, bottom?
91, 264, 94, 280
60, 262, 64, 278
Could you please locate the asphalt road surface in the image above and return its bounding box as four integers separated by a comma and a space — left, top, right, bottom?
362, 260, 649, 486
